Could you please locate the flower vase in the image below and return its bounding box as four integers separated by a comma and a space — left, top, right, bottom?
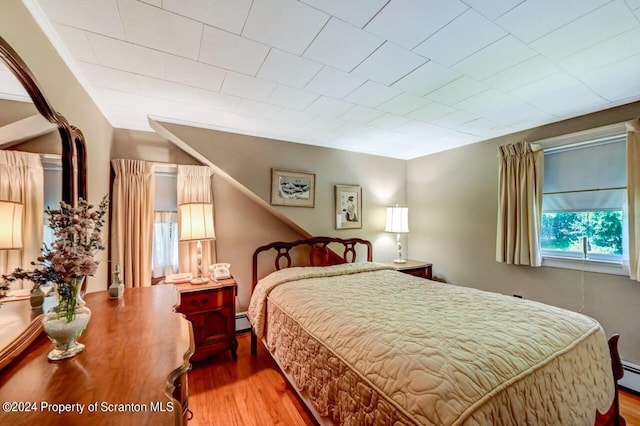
42, 278, 91, 361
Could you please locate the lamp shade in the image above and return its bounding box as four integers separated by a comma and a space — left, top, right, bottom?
0, 200, 24, 249
385, 206, 409, 234
178, 203, 216, 242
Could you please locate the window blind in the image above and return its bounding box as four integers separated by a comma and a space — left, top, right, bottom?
543, 136, 626, 212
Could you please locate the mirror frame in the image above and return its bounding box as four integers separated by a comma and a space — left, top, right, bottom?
0, 36, 87, 369
0, 36, 86, 203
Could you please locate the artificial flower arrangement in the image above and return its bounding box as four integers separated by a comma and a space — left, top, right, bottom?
1, 196, 108, 322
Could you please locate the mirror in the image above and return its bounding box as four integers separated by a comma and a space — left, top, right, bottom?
0, 36, 87, 369
0, 36, 86, 202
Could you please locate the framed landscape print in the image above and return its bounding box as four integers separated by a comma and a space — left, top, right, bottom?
335, 185, 362, 229
271, 168, 315, 207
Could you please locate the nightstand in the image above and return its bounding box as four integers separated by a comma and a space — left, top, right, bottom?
383, 260, 433, 279
176, 278, 238, 362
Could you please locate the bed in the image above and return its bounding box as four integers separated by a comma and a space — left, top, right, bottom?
247, 237, 625, 425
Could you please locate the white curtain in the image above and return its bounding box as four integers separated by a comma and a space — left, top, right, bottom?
0, 151, 43, 288
627, 117, 640, 280
177, 165, 216, 275
111, 159, 155, 288
496, 141, 544, 266
151, 211, 179, 278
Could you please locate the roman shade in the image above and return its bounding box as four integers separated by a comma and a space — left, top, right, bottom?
543, 137, 626, 212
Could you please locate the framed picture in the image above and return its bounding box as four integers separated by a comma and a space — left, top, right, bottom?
335, 185, 362, 229
271, 168, 315, 207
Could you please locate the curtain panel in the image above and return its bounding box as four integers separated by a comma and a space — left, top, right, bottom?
152, 211, 179, 278
111, 159, 155, 288
627, 117, 640, 281
496, 141, 544, 266
0, 151, 43, 287
177, 165, 216, 276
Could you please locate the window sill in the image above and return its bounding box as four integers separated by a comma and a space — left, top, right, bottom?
542, 256, 627, 276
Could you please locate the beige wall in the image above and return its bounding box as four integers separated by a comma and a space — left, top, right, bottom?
157, 122, 407, 309
407, 101, 640, 364
1, 0, 113, 293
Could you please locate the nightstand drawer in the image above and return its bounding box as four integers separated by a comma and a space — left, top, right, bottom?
180, 287, 234, 315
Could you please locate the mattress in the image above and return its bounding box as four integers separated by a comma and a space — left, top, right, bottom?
248, 263, 614, 425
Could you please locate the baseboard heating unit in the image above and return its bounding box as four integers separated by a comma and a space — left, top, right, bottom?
620, 361, 640, 394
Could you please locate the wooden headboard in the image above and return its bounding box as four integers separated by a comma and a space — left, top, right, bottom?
251, 236, 372, 293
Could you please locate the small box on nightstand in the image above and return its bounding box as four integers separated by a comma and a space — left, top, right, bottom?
383, 260, 432, 279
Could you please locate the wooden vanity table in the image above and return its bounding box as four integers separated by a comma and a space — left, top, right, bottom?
0, 285, 194, 425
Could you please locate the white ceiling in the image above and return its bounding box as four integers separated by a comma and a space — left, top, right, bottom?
12, 0, 640, 159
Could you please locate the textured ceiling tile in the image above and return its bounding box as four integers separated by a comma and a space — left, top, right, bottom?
200, 26, 270, 75
86, 33, 165, 79
408, 102, 456, 122
341, 105, 386, 124
243, 0, 329, 54
425, 76, 489, 106
221, 72, 277, 101
37, 0, 125, 39
304, 66, 366, 98
306, 96, 355, 117
165, 55, 226, 92
530, 1, 639, 59
579, 55, 640, 102
367, 113, 412, 130
365, 0, 469, 49
557, 27, 640, 75
267, 85, 320, 110
377, 93, 432, 115
79, 63, 139, 92
392, 61, 461, 96
352, 42, 427, 85
163, 0, 252, 34
345, 81, 402, 107
304, 18, 384, 71
117, 0, 203, 59
52, 24, 97, 63
452, 36, 537, 80
460, 0, 523, 20
496, 0, 609, 43
258, 49, 323, 88
300, 0, 387, 27
483, 56, 560, 92
413, 9, 507, 67
236, 99, 282, 119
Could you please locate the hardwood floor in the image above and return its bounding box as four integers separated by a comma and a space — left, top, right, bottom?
188, 332, 640, 425
188, 332, 315, 426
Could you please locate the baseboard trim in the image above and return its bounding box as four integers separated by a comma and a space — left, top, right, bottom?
620, 361, 640, 394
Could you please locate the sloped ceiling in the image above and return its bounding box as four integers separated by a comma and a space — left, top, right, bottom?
9, 0, 640, 159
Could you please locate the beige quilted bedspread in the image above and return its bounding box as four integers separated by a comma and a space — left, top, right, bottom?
248, 263, 614, 425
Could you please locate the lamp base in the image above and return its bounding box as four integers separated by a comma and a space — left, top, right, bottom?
393, 259, 407, 264
190, 276, 209, 285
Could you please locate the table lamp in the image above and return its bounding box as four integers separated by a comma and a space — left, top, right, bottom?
179, 202, 215, 284
385, 205, 409, 264
0, 200, 23, 250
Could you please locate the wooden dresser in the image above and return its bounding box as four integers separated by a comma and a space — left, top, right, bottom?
0, 285, 194, 425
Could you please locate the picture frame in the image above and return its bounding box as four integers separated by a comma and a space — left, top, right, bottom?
335, 185, 362, 229
270, 168, 315, 207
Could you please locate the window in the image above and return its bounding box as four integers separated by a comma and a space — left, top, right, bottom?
541, 134, 627, 267
42, 156, 62, 248
151, 169, 178, 278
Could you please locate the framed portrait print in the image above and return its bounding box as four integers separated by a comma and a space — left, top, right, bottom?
271, 168, 315, 207
335, 185, 362, 229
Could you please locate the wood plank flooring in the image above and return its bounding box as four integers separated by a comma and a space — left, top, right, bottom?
188, 332, 640, 425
